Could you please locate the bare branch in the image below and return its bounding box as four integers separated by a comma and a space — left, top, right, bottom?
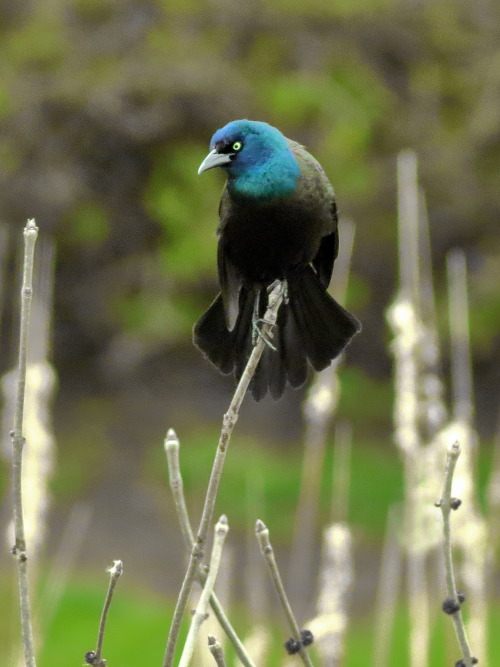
85, 560, 124, 667
10, 218, 39, 667
255, 520, 314, 667
438, 441, 476, 667
164, 429, 195, 551
207, 635, 227, 667
179, 516, 229, 667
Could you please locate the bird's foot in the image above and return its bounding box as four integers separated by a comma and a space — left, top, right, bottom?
252, 318, 277, 351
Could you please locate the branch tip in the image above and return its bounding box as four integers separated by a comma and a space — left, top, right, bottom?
216, 515, 229, 533
166, 428, 178, 442
207, 634, 227, 666
255, 519, 267, 534
24, 218, 39, 235
164, 428, 179, 451
106, 559, 123, 577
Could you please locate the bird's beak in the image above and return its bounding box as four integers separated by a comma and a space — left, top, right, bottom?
198, 149, 233, 175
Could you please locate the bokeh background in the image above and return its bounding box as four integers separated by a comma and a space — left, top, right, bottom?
0, 0, 499, 664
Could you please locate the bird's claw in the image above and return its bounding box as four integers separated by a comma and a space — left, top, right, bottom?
252, 318, 277, 351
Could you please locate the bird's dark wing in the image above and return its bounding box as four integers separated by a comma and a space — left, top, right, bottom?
287, 139, 335, 201
217, 187, 242, 331
287, 140, 339, 288
313, 228, 338, 288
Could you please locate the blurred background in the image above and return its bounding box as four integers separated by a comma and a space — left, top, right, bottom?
0, 0, 499, 665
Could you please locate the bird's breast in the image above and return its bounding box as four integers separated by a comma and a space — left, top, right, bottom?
220, 197, 328, 285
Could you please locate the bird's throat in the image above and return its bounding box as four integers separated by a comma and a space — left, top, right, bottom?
227, 156, 300, 201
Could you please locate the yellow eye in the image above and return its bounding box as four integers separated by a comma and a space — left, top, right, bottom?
232, 141, 242, 152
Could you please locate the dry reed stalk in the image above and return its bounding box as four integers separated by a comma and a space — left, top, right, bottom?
372, 506, 403, 667
288, 220, 356, 613
310, 522, 353, 665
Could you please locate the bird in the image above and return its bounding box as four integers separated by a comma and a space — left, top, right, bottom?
193, 119, 361, 401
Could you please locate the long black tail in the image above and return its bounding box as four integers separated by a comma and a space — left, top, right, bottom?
193, 266, 361, 401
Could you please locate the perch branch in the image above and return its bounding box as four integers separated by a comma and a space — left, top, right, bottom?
163, 281, 285, 667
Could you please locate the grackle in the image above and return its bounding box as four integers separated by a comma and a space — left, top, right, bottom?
194, 120, 361, 400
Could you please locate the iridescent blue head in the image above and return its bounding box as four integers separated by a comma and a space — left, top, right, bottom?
198, 120, 301, 200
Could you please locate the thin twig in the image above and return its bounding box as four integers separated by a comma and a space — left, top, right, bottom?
164, 429, 255, 667
165, 429, 195, 552
163, 281, 285, 667
11, 218, 39, 667
179, 516, 229, 667
438, 441, 475, 667
85, 560, 124, 666
208, 635, 227, 666
255, 520, 314, 667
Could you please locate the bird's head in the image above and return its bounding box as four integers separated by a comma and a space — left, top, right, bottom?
198, 120, 300, 199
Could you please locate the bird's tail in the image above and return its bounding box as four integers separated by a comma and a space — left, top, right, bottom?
193, 265, 361, 400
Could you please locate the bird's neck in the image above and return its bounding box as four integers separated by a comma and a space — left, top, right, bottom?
227, 153, 300, 201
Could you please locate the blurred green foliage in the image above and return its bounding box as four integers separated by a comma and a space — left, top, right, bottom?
145, 143, 221, 281
0, 0, 498, 386
0, 4, 498, 664
66, 202, 110, 245
0, 573, 498, 666
141, 419, 495, 542
49, 397, 113, 500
